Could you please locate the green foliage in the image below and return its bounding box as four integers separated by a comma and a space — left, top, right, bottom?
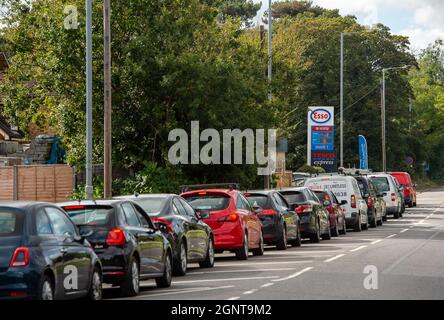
297, 165, 326, 174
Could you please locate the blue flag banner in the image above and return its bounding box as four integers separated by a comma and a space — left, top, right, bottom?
359, 135, 368, 170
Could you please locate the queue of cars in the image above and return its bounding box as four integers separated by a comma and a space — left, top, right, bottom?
0, 172, 416, 300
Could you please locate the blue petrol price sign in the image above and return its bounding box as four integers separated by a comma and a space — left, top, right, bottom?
307, 106, 336, 172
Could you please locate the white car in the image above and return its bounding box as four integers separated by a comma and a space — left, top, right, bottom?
304, 175, 368, 232
369, 174, 403, 219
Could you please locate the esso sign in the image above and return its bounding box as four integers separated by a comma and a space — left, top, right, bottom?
311, 109, 331, 124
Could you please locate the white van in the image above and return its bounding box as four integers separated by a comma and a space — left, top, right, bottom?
304, 175, 368, 231
369, 174, 402, 219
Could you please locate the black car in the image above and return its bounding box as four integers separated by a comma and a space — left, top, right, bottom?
116, 194, 215, 276
355, 176, 384, 228
59, 200, 173, 297
243, 190, 301, 250
279, 188, 331, 243
0, 202, 103, 300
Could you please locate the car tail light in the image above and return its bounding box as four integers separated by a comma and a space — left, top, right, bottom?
367, 195, 374, 207
10, 292, 27, 298
296, 204, 313, 213
62, 205, 86, 211
151, 217, 173, 233
225, 213, 239, 222
351, 195, 357, 209
259, 209, 277, 215
106, 229, 126, 246
391, 193, 396, 202
9, 247, 30, 268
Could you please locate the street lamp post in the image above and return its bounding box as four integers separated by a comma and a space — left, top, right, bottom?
85, 0, 93, 200
381, 65, 411, 172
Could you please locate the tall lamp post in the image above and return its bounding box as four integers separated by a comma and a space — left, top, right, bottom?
85, 0, 93, 200
381, 65, 411, 172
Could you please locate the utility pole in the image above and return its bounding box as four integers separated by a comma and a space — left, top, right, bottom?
264, 0, 272, 189
85, 0, 93, 200
340, 33, 344, 168
103, 0, 112, 199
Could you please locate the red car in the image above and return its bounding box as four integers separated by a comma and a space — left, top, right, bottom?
312, 190, 347, 237
181, 184, 264, 260
389, 172, 417, 207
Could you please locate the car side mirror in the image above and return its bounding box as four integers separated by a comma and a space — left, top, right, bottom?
323, 200, 330, 207
340, 200, 347, 206
198, 210, 210, 220
252, 206, 263, 214
413, 184, 417, 188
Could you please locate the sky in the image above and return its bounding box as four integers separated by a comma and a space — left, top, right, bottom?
253, 0, 444, 52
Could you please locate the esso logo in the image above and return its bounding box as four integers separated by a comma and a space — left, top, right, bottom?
311, 109, 331, 124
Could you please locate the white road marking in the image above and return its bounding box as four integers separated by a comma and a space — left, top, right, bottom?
400, 228, 409, 233
214, 261, 313, 267
386, 234, 397, 239
371, 239, 383, 245
130, 285, 234, 299
243, 289, 258, 295
324, 254, 345, 262
272, 267, 313, 282
173, 276, 279, 284
188, 268, 297, 275
260, 283, 275, 288
227, 296, 240, 300
350, 245, 367, 252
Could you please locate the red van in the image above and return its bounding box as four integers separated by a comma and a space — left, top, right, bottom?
389, 172, 417, 207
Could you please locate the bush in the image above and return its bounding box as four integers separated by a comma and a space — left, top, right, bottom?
296, 165, 326, 174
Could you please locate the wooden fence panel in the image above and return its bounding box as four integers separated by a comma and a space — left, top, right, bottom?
0, 167, 14, 201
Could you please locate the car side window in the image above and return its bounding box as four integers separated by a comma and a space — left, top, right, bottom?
173, 198, 188, 216
236, 195, 246, 210
180, 199, 198, 218
307, 190, 319, 203
273, 193, 287, 209
36, 209, 53, 235
121, 203, 141, 227
45, 207, 77, 237
133, 204, 154, 229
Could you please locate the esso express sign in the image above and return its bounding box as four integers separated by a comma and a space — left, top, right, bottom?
310, 109, 332, 124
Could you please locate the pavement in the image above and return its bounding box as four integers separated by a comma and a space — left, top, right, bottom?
106, 188, 444, 300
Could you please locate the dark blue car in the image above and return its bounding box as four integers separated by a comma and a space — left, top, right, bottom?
0, 202, 103, 300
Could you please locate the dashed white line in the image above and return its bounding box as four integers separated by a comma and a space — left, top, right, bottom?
173, 276, 279, 284
260, 283, 275, 288
242, 289, 258, 295
350, 245, 367, 252
188, 268, 297, 275
400, 228, 409, 233
272, 267, 313, 282
129, 285, 235, 299
324, 254, 345, 262
386, 234, 397, 239
215, 261, 313, 267
371, 239, 383, 245
227, 296, 240, 300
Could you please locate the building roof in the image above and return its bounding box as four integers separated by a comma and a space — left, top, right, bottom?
0, 116, 24, 140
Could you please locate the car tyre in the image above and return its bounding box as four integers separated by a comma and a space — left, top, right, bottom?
235, 233, 249, 260
87, 267, 103, 301
276, 225, 288, 250
290, 225, 302, 247
354, 215, 362, 232
252, 235, 265, 256
121, 258, 140, 297
322, 220, 331, 240
199, 238, 215, 267
38, 274, 54, 301
156, 252, 172, 288
331, 219, 339, 237
310, 221, 321, 243
173, 241, 187, 276
339, 219, 347, 235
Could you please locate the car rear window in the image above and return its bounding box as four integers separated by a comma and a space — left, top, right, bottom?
280, 191, 305, 204
63, 206, 113, 226
0, 210, 22, 236
132, 197, 167, 216
244, 194, 269, 208
183, 194, 230, 211
370, 177, 390, 192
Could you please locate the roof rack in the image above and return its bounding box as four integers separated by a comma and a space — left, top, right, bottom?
180, 183, 240, 193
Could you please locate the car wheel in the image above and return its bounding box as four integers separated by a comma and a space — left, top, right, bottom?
156, 252, 172, 288
322, 220, 331, 240
370, 213, 377, 228
331, 219, 339, 237
173, 241, 187, 276
121, 258, 140, 297
339, 218, 347, 235
235, 233, 249, 260
276, 225, 288, 250
38, 274, 54, 301
413, 202, 417, 207
377, 215, 383, 226
290, 225, 302, 247
252, 235, 265, 256
310, 221, 321, 243
199, 238, 215, 268
394, 210, 400, 219
354, 215, 362, 232
87, 267, 103, 300
382, 214, 387, 222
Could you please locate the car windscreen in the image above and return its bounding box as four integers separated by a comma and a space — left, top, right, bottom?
313, 191, 329, 202
0, 209, 23, 236
280, 191, 305, 204
132, 197, 167, 216
63, 206, 114, 226
184, 194, 230, 211
370, 177, 390, 192
244, 194, 269, 208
